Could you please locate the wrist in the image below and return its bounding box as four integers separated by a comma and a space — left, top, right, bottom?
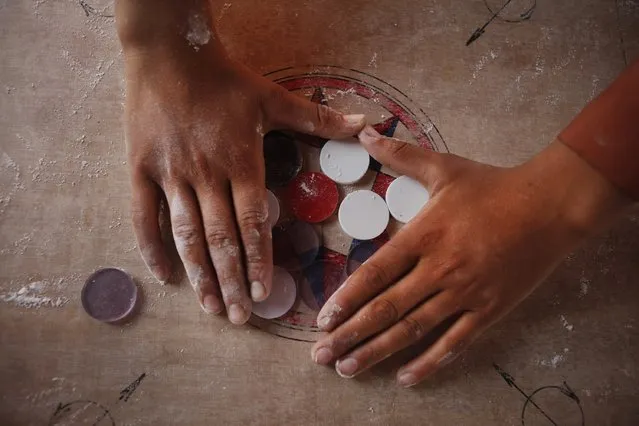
523, 140, 631, 239
116, 0, 226, 67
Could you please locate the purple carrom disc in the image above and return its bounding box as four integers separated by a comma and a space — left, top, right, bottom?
300, 259, 347, 311
272, 221, 321, 271
81, 268, 138, 323
263, 131, 303, 188
346, 234, 389, 276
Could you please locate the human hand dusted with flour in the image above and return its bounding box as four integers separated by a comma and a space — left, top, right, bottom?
116, 0, 365, 324
312, 125, 631, 387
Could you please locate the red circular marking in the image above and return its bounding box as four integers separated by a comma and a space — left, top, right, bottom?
277, 77, 435, 150
285, 172, 338, 223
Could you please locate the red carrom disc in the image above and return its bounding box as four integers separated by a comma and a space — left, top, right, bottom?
285, 172, 339, 223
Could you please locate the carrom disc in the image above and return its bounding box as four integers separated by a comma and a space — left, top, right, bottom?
285, 172, 339, 223
385, 175, 430, 223
272, 221, 321, 271
81, 268, 138, 323
263, 131, 303, 187
320, 138, 370, 184
338, 190, 389, 240
299, 259, 347, 311
266, 189, 280, 228
252, 266, 297, 320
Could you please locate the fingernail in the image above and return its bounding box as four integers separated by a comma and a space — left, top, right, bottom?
228, 303, 248, 325
149, 265, 170, 284
314, 347, 333, 365
201, 295, 223, 314
397, 372, 418, 388
344, 114, 366, 126
336, 358, 359, 378
358, 125, 382, 145
250, 281, 266, 302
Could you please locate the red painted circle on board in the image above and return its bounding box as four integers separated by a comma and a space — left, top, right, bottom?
285, 172, 339, 223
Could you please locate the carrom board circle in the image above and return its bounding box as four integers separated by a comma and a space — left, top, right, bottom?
247, 65, 447, 342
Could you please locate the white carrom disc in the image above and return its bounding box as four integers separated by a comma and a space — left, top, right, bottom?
338, 190, 389, 240
266, 189, 280, 228
385, 176, 430, 223
252, 266, 297, 319
320, 138, 370, 184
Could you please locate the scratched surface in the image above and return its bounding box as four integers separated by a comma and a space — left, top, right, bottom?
1, 0, 639, 425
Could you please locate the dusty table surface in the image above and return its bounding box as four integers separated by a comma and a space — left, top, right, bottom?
1, 1, 638, 425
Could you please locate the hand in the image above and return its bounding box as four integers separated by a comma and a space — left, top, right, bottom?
121, 19, 366, 324
311, 126, 629, 386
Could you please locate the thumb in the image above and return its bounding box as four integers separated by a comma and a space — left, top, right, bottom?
263, 86, 366, 138
358, 125, 444, 188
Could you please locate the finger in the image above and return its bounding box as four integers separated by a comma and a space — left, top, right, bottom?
166, 185, 224, 315
358, 125, 443, 187
231, 179, 273, 302
396, 312, 485, 388
313, 261, 445, 365
316, 239, 418, 333
130, 173, 172, 283
197, 182, 252, 325
331, 291, 457, 378
262, 85, 366, 138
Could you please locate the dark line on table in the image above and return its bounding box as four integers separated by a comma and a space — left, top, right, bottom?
614, 0, 629, 66
493, 364, 558, 425
466, 0, 515, 46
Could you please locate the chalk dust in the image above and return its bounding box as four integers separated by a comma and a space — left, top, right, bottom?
0, 278, 70, 309
186, 12, 212, 51
537, 348, 570, 368
560, 314, 574, 332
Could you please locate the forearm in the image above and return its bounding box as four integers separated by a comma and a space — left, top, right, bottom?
523, 140, 632, 243
559, 59, 639, 200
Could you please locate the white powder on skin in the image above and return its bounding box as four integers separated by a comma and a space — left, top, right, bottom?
317, 302, 342, 328
170, 195, 191, 251
560, 314, 574, 331
216, 2, 232, 23
170, 196, 210, 290
139, 246, 161, 282
185, 263, 205, 290
368, 52, 378, 68
437, 351, 457, 366
185, 12, 211, 51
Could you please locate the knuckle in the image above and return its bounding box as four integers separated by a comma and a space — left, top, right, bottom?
358, 345, 384, 365
172, 220, 200, 251
367, 298, 398, 325
387, 139, 412, 159
360, 261, 388, 290
244, 238, 265, 265
204, 225, 233, 251
238, 207, 268, 230
190, 153, 212, 178
431, 254, 465, 282
399, 317, 426, 341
